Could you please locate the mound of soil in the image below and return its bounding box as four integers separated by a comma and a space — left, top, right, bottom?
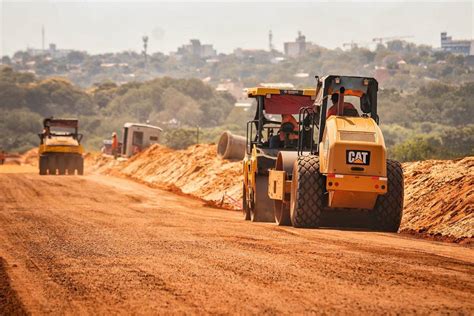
21, 148, 38, 166
401, 157, 473, 240
117, 144, 241, 209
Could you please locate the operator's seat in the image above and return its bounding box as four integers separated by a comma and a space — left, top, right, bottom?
343, 107, 359, 117
327, 102, 359, 118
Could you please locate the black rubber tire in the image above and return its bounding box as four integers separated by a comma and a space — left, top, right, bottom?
290, 155, 325, 228
77, 156, 84, 175
371, 159, 404, 232
57, 156, 66, 175
250, 175, 274, 222
66, 156, 75, 175
242, 183, 251, 220
39, 156, 47, 175
47, 155, 57, 175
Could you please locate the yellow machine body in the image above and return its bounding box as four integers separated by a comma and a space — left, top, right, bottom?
243, 145, 258, 196
319, 116, 387, 209
38, 136, 84, 155
246, 87, 316, 98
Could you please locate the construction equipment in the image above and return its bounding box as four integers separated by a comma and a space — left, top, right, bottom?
266, 75, 404, 232
121, 122, 162, 157
242, 87, 317, 222
372, 35, 413, 45
38, 118, 84, 175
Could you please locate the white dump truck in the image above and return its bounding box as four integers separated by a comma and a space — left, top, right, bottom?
121, 122, 162, 157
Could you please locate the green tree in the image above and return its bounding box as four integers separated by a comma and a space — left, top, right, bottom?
390, 136, 441, 162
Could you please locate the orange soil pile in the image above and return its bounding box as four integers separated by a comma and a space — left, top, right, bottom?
126, 144, 242, 208
401, 157, 473, 240
88, 145, 474, 240
20, 148, 38, 166
89, 144, 242, 209
84, 152, 124, 174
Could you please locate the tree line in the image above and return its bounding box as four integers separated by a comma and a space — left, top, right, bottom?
0, 66, 472, 161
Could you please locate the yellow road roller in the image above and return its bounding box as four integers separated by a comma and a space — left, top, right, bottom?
242, 86, 317, 222
244, 76, 404, 232
38, 118, 84, 175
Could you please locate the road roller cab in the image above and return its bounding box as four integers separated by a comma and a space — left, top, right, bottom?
267, 75, 404, 231
242, 87, 317, 222
38, 117, 84, 175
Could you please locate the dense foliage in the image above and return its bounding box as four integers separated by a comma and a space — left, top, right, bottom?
0, 52, 472, 161
378, 82, 474, 160
0, 66, 236, 151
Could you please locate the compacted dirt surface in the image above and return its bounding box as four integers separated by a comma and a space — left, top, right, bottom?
0, 168, 473, 314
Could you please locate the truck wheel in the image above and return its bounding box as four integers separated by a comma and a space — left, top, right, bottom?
57, 156, 66, 175
290, 156, 325, 228
242, 183, 250, 220
66, 156, 75, 175
77, 157, 84, 175
47, 155, 57, 175
39, 156, 47, 175
250, 175, 274, 222
372, 159, 404, 232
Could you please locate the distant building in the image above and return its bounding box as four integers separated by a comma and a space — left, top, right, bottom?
177, 39, 217, 58
233, 48, 266, 59
27, 43, 73, 59
284, 32, 306, 57
440, 32, 474, 56
374, 66, 390, 86
215, 79, 245, 100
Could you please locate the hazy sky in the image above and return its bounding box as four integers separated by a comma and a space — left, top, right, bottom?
1, 1, 473, 56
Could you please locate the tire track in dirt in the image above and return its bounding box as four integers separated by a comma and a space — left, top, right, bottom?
0, 257, 28, 315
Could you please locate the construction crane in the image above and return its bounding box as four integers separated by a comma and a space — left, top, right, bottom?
372, 36, 413, 45
342, 40, 372, 50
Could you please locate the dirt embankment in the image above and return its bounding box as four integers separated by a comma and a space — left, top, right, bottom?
20, 148, 39, 166
401, 158, 473, 241
87, 144, 473, 241
88, 144, 241, 209
0, 149, 38, 173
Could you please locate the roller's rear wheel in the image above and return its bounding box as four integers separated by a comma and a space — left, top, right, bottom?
57, 156, 66, 175
66, 156, 75, 175
77, 156, 84, 175
47, 155, 57, 175
290, 156, 325, 228
372, 159, 404, 232
39, 156, 47, 175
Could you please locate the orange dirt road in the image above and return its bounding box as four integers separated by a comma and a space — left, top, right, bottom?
0, 170, 473, 314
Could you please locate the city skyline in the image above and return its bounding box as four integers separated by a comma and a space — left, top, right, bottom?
1, 1, 473, 56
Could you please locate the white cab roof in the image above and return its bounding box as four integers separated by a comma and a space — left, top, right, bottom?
124, 122, 163, 131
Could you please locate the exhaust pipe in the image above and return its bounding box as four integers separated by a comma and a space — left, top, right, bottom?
217, 131, 246, 160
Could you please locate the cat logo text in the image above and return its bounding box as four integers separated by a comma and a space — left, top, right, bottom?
346, 150, 370, 165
